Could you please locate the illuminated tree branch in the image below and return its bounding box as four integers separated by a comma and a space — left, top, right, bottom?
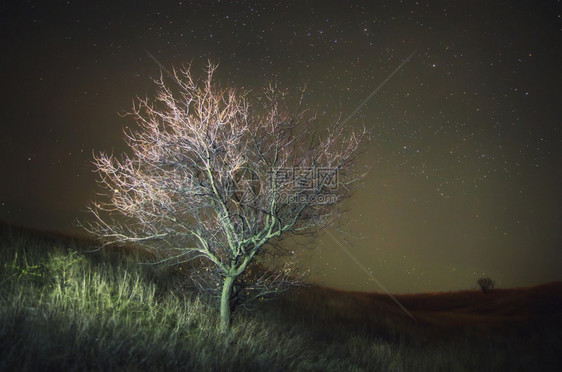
85, 62, 367, 329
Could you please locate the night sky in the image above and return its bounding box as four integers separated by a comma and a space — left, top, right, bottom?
1, 1, 560, 293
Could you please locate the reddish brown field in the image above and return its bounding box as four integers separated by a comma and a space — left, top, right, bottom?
265, 281, 562, 342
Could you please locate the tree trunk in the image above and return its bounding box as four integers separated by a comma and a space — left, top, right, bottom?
220, 275, 236, 330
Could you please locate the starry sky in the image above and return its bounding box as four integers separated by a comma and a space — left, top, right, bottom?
1, 1, 560, 293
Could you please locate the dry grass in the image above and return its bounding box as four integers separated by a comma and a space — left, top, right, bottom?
1, 223, 560, 371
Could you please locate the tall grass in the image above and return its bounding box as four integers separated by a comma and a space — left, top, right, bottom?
0, 224, 560, 371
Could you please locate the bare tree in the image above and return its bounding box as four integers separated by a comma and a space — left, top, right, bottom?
86, 63, 367, 329
477, 277, 495, 293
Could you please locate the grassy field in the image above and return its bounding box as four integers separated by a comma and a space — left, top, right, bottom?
1, 223, 560, 371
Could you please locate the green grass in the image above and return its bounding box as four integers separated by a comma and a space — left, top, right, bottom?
0, 224, 560, 371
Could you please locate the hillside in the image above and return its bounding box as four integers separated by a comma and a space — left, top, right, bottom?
1, 222, 561, 371
269, 282, 562, 337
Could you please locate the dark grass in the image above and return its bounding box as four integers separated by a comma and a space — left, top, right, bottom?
0, 223, 561, 371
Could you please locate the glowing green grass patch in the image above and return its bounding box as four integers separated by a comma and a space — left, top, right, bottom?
3, 251, 43, 281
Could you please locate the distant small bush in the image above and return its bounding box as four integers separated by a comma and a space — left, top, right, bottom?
477, 277, 495, 293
